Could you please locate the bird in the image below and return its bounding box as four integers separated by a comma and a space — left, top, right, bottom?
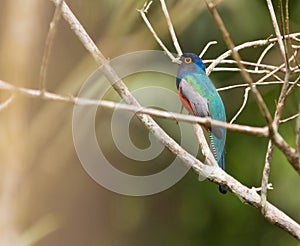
176, 53, 227, 194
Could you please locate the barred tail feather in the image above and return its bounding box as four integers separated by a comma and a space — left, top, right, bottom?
209, 131, 227, 194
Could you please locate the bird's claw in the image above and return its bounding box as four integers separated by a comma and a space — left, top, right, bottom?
251, 183, 273, 192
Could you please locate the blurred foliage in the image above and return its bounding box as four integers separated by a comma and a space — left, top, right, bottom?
0, 0, 299, 245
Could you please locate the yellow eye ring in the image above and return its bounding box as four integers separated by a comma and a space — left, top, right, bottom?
184, 57, 192, 64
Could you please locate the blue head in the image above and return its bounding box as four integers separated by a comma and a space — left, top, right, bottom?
176, 53, 206, 88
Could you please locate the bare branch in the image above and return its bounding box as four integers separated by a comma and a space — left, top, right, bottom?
142, 1, 152, 12
39, 0, 63, 93
218, 81, 299, 92
137, 2, 178, 63
229, 87, 250, 124
255, 43, 275, 72
199, 41, 218, 58
206, 59, 281, 72
206, 32, 300, 75
0, 94, 14, 111
280, 112, 300, 124
205, 0, 274, 135
261, 140, 274, 214
273, 132, 299, 172
286, 68, 300, 96
0, 79, 267, 137
159, 0, 182, 56
272, 50, 298, 126
266, 0, 289, 69
268, 0, 293, 138
213, 67, 271, 74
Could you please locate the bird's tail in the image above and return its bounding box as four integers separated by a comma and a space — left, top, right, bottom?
209, 131, 227, 194
218, 152, 227, 194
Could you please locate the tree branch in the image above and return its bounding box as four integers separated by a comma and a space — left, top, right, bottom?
0, 94, 14, 111
159, 0, 182, 56
260, 140, 274, 214
39, 0, 63, 93
205, 0, 274, 128
206, 32, 300, 75
266, 0, 289, 68
0, 79, 267, 137
137, 2, 178, 63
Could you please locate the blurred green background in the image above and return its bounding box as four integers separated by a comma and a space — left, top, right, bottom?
0, 0, 299, 245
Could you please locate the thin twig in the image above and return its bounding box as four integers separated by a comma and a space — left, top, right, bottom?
218, 80, 299, 92
255, 43, 275, 72
199, 41, 218, 58
273, 132, 299, 173
261, 140, 274, 214
273, 68, 291, 127
253, 50, 298, 92
229, 87, 250, 124
0, 94, 15, 111
206, 32, 300, 75
213, 67, 270, 74
278, 0, 290, 68
286, 68, 300, 96
285, 0, 290, 52
266, 0, 289, 69
280, 112, 300, 124
271, 0, 296, 133
39, 0, 63, 93
256, 62, 286, 84
159, 0, 182, 56
137, 2, 178, 63
269, 4, 293, 146
205, 58, 287, 74
143, 0, 152, 12
292, 36, 300, 42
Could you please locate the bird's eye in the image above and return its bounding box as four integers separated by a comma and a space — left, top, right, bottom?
184, 57, 193, 64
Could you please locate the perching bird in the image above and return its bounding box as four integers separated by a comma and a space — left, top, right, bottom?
176, 53, 227, 194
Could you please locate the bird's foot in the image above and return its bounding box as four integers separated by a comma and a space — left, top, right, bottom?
251, 183, 273, 192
